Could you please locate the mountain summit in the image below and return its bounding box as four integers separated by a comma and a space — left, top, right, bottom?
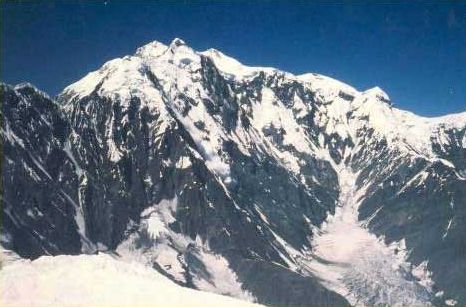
2, 39, 465, 307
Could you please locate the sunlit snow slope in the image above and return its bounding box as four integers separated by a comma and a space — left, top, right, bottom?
0, 253, 264, 307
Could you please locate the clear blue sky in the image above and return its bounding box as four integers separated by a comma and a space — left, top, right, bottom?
2, 1, 465, 116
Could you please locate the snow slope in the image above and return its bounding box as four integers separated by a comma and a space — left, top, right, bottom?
0, 253, 264, 307
63, 38, 466, 169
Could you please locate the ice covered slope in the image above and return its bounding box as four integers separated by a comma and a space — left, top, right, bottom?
0, 253, 264, 307
60, 38, 466, 182
63, 38, 466, 165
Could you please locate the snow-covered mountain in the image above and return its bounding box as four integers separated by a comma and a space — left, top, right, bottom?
1, 38, 465, 307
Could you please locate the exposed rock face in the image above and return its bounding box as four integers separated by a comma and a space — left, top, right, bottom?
1, 83, 85, 258
1, 39, 465, 306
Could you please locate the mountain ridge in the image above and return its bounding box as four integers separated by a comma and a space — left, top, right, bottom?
1, 38, 465, 306
60, 38, 466, 168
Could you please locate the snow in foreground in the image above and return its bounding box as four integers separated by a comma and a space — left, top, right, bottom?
0, 253, 264, 307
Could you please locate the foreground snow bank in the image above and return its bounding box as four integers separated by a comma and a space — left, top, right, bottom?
0, 253, 263, 307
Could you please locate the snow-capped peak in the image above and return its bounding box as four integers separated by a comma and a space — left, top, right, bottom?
60, 37, 465, 167
13, 82, 40, 91
133, 38, 190, 59
12, 82, 52, 100
170, 37, 187, 47
362, 86, 391, 105
297, 73, 359, 99
200, 48, 277, 79
135, 40, 168, 58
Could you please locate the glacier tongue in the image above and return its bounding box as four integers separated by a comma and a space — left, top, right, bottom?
308, 166, 433, 306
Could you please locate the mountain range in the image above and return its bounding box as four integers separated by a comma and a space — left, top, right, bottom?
1, 38, 465, 307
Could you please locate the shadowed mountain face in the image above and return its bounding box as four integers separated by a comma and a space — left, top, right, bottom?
1, 39, 465, 307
